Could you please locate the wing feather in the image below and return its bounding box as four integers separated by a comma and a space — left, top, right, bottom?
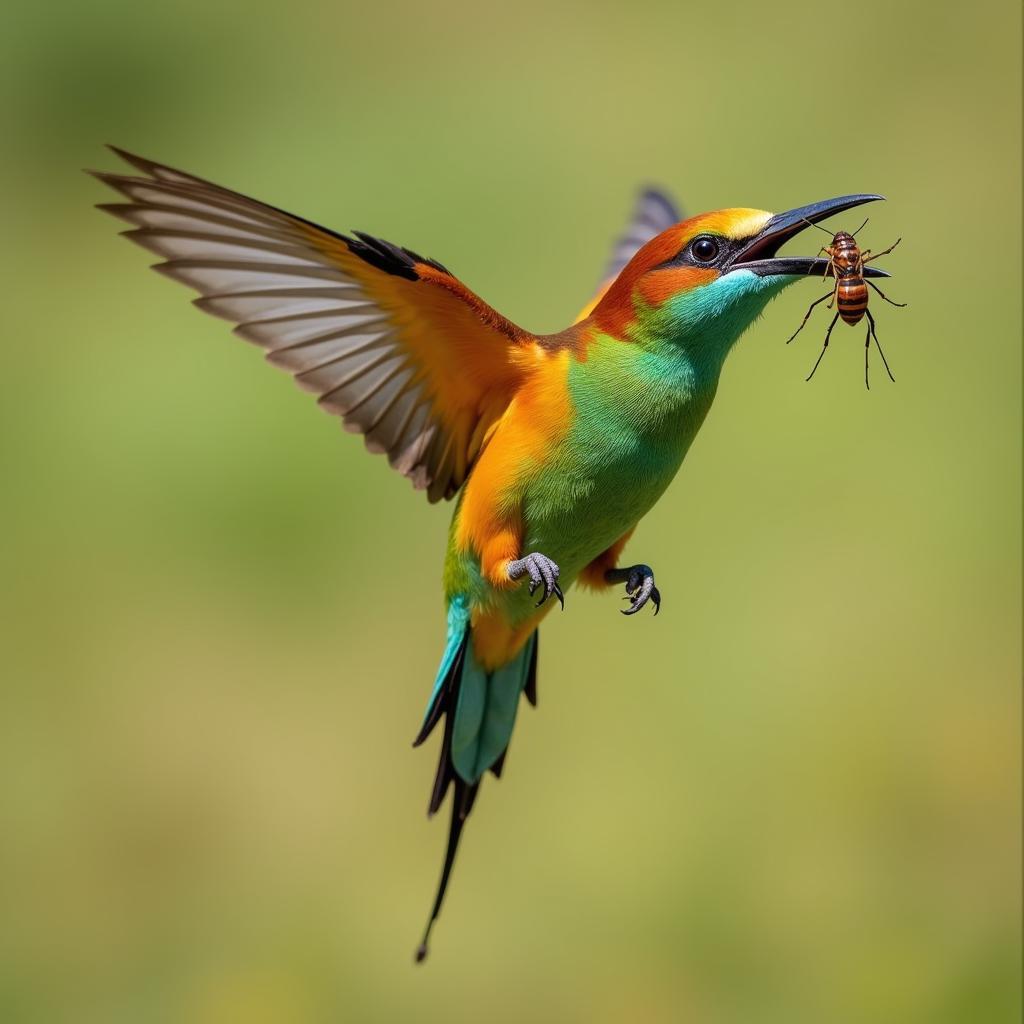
194, 288, 368, 324
92, 148, 534, 501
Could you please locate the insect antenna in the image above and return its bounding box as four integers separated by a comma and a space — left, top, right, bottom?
851, 217, 870, 237
800, 217, 836, 237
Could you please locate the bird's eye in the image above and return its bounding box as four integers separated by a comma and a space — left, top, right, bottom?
691, 236, 721, 263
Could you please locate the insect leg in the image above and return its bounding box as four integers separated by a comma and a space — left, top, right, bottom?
867, 279, 907, 308
864, 320, 872, 390
786, 291, 833, 344
862, 238, 902, 263
826, 274, 839, 309
866, 309, 896, 383
806, 312, 840, 382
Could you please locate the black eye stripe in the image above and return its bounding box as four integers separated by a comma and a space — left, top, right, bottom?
651, 234, 742, 272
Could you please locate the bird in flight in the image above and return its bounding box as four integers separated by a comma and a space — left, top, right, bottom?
92, 149, 889, 960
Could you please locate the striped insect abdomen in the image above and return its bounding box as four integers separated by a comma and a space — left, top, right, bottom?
837, 276, 868, 325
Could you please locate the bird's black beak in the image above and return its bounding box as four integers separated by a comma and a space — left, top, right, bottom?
725, 194, 890, 278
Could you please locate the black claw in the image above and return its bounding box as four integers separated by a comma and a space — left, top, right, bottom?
614, 564, 660, 616
553, 584, 564, 609
511, 552, 563, 610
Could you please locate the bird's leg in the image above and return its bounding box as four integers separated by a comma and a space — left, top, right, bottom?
604, 564, 660, 616
806, 312, 840, 382
507, 553, 564, 608
866, 279, 907, 308
787, 291, 834, 344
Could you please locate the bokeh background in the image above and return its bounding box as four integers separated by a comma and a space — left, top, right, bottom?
1, 0, 1020, 1021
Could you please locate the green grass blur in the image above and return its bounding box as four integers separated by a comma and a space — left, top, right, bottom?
1, 0, 1020, 1020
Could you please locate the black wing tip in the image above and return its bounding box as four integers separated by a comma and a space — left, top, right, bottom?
414, 943, 429, 963
341, 230, 419, 281
342, 230, 451, 282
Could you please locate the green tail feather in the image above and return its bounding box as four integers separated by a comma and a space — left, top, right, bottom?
412, 614, 538, 962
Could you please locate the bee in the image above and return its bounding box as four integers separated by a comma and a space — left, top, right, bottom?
787, 219, 905, 388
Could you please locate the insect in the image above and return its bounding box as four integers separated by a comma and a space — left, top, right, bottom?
787, 218, 906, 388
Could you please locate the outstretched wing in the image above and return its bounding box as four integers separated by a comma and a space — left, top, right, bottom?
92, 148, 532, 502
575, 187, 683, 323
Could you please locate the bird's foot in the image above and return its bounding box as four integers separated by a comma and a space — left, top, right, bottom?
507, 552, 564, 608
605, 564, 660, 616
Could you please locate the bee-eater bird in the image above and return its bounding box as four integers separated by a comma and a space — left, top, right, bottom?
91, 149, 891, 961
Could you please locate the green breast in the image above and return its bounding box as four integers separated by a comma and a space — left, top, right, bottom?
520, 335, 716, 586
444, 333, 718, 620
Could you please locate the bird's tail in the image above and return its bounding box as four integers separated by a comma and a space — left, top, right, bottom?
411, 597, 538, 962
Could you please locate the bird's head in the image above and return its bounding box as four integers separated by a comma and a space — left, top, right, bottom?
592, 194, 890, 371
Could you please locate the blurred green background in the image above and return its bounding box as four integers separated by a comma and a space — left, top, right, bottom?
1, 0, 1020, 1021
